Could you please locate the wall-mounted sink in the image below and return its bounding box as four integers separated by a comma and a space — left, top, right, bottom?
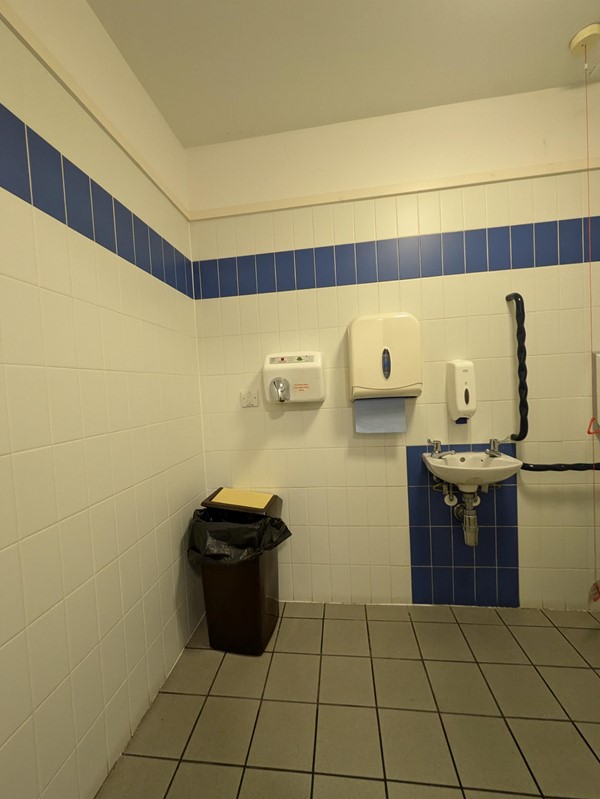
422, 451, 522, 492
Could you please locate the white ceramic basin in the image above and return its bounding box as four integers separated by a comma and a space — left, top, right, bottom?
422, 451, 522, 492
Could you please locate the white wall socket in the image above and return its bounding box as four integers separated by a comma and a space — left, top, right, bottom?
240, 390, 259, 408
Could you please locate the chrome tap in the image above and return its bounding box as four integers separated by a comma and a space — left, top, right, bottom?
427, 439, 455, 459
485, 438, 501, 457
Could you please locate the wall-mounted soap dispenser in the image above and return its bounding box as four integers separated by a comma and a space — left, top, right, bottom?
263, 352, 325, 403
447, 359, 476, 423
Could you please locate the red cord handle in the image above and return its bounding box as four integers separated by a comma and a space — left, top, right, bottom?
587, 418, 600, 435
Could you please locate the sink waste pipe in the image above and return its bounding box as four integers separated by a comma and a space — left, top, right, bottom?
452, 492, 479, 546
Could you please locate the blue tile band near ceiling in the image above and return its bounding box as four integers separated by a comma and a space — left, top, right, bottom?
406, 444, 519, 608
195, 214, 600, 299
3, 100, 599, 304
0, 102, 193, 297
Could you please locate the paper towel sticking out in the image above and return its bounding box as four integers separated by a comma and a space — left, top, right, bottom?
354, 397, 406, 434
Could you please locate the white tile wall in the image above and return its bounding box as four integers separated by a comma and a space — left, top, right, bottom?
440, 188, 464, 233
3, 16, 600, 796
486, 183, 510, 227
3, 26, 188, 257
193, 175, 600, 612
1, 16, 205, 776
0, 195, 204, 799
509, 180, 534, 225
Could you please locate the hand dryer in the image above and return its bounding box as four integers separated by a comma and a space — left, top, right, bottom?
262, 352, 325, 404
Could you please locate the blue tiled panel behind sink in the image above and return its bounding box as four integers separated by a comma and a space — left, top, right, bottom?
407, 444, 519, 607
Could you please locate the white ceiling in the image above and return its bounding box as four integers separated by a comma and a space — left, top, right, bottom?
87, 0, 600, 148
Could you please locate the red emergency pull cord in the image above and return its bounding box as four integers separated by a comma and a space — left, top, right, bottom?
587, 418, 600, 435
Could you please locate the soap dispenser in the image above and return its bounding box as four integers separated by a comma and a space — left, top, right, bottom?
447, 360, 476, 423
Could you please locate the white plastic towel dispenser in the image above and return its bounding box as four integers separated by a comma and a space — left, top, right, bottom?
347, 313, 422, 434
263, 352, 325, 404
348, 313, 422, 400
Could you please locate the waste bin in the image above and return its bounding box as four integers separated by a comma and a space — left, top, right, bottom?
187, 488, 292, 656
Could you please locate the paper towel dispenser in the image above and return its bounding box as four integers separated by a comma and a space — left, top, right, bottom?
348, 313, 422, 401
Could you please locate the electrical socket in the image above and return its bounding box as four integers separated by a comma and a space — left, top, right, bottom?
240, 390, 259, 408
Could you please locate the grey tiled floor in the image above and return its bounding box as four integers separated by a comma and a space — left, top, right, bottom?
97, 604, 600, 799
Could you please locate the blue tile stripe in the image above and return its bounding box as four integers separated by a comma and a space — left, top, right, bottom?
0, 101, 193, 298
407, 444, 519, 608
194, 214, 600, 300
3, 102, 595, 305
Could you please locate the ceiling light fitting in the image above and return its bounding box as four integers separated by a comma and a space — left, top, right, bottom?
569, 23, 600, 53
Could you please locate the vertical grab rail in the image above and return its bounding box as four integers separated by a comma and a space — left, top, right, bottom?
506, 292, 529, 442
506, 292, 597, 470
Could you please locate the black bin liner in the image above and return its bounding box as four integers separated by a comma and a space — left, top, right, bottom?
187, 505, 291, 655
188, 507, 291, 565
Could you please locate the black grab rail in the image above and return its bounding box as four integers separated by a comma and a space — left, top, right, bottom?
506, 292, 528, 442
506, 292, 598, 471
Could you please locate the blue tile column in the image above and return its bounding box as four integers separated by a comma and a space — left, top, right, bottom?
407, 443, 519, 607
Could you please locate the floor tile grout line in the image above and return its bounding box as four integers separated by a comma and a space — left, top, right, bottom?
531, 661, 596, 720
173, 631, 594, 736
149, 691, 600, 721
161, 648, 226, 799
409, 615, 466, 798
122, 752, 181, 762
455, 792, 539, 799
238, 611, 600, 630
197, 602, 600, 628
551, 621, 598, 670
501, 615, 599, 698
454, 615, 544, 797
499, 620, 540, 668
308, 606, 325, 799
365, 607, 390, 799
495, 619, 600, 790
529, 657, 600, 768
150, 751, 577, 797
163, 695, 208, 799
459, 623, 566, 670
283, 602, 326, 622
274, 613, 323, 657
184, 649, 600, 669
497, 611, 544, 631
234, 600, 285, 799
182, 758, 312, 774
179, 755, 550, 791
541, 607, 600, 630
453, 621, 508, 720
450, 606, 502, 626
386, 778, 526, 794
133, 752, 557, 795
489, 620, 574, 795
115, 605, 600, 798
572, 721, 600, 769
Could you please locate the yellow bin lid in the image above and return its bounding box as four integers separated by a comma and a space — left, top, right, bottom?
201, 487, 282, 517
